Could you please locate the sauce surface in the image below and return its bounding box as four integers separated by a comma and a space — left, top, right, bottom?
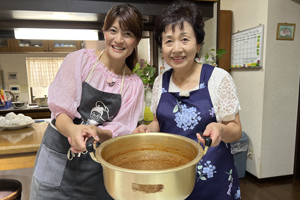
106, 147, 193, 170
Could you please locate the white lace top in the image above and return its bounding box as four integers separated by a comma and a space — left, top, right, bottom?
150, 67, 241, 123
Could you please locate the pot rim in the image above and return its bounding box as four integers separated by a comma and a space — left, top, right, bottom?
94, 132, 204, 174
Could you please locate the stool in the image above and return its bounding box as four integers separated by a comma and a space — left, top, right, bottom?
0, 179, 22, 200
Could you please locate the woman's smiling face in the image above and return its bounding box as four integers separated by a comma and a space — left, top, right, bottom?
104, 18, 138, 61
161, 21, 201, 70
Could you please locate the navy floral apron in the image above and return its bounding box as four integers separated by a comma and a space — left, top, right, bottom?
30, 51, 124, 200
156, 64, 241, 200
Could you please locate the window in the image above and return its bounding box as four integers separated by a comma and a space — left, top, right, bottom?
26, 57, 64, 103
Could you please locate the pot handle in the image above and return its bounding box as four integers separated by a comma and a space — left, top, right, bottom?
198, 132, 212, 155
86, 137, 101, 164
86, 137, 96, 152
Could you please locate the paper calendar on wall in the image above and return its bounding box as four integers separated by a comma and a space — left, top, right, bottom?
230, 24, 264, 68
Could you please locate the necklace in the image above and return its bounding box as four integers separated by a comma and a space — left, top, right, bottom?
106, 63, 126, 87
107, 77, 116, 86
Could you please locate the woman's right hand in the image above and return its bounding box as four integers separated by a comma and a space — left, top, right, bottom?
132, 124, 151, 133
132, 117, 160, 133
67, 124, 100, 153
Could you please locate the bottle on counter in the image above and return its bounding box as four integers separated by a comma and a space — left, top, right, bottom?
143, 88, 153, 124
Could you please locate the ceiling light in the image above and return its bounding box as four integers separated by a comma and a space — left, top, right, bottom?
12, 11, 98, 21
14, 28, 99, 40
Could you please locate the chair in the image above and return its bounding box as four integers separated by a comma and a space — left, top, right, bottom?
0, 179, 22, 200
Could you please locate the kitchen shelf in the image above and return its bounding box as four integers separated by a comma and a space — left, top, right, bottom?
49, 40, 82, 52
5, 39, 82, 53
0, 39, 14, 52
13, 39, 48, 52
229, 66, 262, 70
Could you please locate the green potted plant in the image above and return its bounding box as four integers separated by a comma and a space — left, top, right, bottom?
203, 48, 227, 67
133, 59, 156, 88
133, 59, 156, 121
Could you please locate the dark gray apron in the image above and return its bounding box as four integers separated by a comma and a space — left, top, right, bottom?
30, 51, 124, 200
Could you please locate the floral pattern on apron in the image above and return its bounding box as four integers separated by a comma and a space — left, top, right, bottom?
156, 64, 241, 200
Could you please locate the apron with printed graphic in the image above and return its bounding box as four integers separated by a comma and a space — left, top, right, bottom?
30, 51, 124, 200
156, 64, 241, 200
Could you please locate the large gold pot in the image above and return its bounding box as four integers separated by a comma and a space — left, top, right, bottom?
87, 132, 210, 200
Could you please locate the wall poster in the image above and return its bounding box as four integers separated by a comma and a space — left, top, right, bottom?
230, 24, 264, 68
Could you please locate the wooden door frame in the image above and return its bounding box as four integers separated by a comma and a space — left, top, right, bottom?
294, 78, 300, 180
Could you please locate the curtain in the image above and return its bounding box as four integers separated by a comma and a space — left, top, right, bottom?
26, 57, 64, 87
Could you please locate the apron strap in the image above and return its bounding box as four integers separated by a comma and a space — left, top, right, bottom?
120, 66, 126, 94
85, 49, 105, 82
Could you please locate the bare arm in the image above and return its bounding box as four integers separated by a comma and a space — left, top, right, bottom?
132, 116, 160, 133
197, 112, 242, 147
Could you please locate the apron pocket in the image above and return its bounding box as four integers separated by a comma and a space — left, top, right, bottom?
33, 144, 67, 186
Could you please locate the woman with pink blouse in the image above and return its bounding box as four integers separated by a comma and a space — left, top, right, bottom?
30, 4, 144, 200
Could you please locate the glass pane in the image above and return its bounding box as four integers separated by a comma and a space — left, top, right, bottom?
0, 39, 8, 47
53, 40, 77, 47
31, 86, 49, 104
18, 40, 43, 47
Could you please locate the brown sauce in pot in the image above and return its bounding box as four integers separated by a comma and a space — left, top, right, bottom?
105, 146, 194, 170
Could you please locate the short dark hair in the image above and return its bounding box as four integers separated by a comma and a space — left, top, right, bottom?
154, 0, 205, 49
103, 4, 143, 70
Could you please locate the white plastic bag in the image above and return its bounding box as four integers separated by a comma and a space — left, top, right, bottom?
231, 142, 248, 154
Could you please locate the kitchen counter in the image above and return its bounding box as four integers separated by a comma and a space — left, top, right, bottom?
0, 107, 51, 119
0, 122, 48, 171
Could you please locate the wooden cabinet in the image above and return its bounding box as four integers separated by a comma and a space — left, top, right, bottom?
0, 123, 48, 171
12, 39, 81, 53
48, 40, 82, 52
13, 39, 48, 52
22, 110, 51, 119
0, 39, 14, 52
219, 10, 232, 73
0, 108, 51, 119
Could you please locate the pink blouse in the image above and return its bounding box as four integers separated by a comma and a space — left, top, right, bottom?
48, 49, 144, 137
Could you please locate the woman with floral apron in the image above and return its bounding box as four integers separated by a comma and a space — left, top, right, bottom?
133, 1, 242, 199
30, 3, 144, 200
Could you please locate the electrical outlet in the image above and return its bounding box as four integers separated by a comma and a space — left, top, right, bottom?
247, 149, 253, 160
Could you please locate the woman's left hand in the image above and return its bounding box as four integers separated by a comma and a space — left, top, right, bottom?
196, 122, 223, 147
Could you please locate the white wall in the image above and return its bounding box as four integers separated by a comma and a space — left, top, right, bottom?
261, 0, 300, 178
137, 38, 150, 64
221, 0, 300, 178
202, 2, 218, 59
